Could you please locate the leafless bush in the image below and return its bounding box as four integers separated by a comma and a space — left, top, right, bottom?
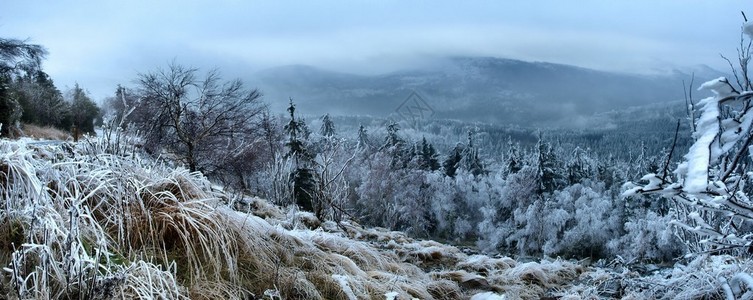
130, 62, 266, 189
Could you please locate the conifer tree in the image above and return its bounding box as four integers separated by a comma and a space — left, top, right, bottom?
536, 132, 562, 194
462, 131, 484, 176
566, 147, 591, 185
68, 83, 100, 134
14, 70, 68, 128
505, 137, 522, 176
418, 137, 440, 171
443, 145, 463, 177
382, 121, 408, 168
284, 99, 317, 211
383, 122, 403, 149
357, 124, 370, 150
0, 37, 47, 136
320, 113, 335, 137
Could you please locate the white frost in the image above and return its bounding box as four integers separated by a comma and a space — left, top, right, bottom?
699, 77, 735, 97
471, 292, 506, 300
384, 292, 399, 300
678, 85, 721, 193
332, 274, 357, 300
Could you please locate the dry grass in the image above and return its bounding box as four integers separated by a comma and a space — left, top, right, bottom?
20, 124, 71, 141
2, 137, 687, 300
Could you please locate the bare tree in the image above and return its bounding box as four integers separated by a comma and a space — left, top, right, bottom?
134, 63, 264, 177
312, 136, 356, 222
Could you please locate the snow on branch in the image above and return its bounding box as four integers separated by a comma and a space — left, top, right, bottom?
623, 75, 753, 252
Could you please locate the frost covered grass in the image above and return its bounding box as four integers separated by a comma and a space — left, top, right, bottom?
0, 137, 593, 299
4, 136, 746, 299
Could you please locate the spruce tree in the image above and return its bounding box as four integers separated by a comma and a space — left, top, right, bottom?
419, 137, 440, 171
566, 147, 591, 185
505, 137, 522, 176
462, 131, 484, 176
68, 83, 100, 134
357, 124, 370, 150
535, 132, 562, 194
382, 121, 408, 169
14, 70, 67, 128
443, 145, 463, 177
284, 99, 317, 211
383, 122, 403, 149
320, 113, 335, 137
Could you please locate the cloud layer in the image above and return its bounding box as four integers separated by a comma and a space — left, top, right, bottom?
0, 0, 744, 100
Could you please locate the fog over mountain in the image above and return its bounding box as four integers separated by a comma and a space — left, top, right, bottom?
8, 0, 753, 297
254, 56, 726, 127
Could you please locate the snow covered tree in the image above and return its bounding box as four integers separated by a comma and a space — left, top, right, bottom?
462, 131, 485, 176
311, 134, 356, 221
0, 37, 47, 137
382, 122, 401, 148
629, 141, 663, 179
381, 122, 410, 169
508, 198, 547, 256
597, 155, 623, 192
320, 113, 335, 137
443, 145, 463, 177
608, 211, 684, 262
504, 137, 523, 176
625, 21, 753, 255
13, 70, 68, 128
565, 147, 593, 185
0, 38, 46, 73
418, 137, 440, 171
103, 85, 139, 128
355, 152, 403, 228
536, 134, 563, 194
492, 166, 539, 253
356, 124, 371, 150
259, 109, 283, 162
542, 183, 619, 259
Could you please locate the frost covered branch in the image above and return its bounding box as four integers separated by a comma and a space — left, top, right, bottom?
625, 21, 753, 254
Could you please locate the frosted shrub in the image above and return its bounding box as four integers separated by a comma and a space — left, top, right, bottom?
543, 183, 619, 259
425, 172, 458, 237
608, 211, 684, 262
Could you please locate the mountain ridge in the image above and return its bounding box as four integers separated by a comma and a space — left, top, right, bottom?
251, 56, 727, 127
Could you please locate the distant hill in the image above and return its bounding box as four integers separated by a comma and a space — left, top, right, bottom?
251, 56, 726, 128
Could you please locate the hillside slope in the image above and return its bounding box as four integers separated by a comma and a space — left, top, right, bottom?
0, 137, 749, 299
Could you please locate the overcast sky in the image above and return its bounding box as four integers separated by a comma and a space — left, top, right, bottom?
1, 0, 746, 100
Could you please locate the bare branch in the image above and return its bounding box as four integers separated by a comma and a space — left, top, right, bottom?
661, 119, 681, 183
722, 54, 745, 91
